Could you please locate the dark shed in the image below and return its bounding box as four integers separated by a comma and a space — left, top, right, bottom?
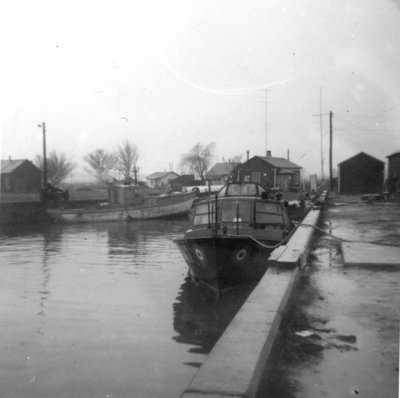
386, 150, 400, 195
1, 159, 42, 193
169, 174, 196, 191
337, 152, 384, 194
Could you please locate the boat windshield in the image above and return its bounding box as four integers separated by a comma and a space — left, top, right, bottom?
220, 200, 252, 223
218, 183, 265, 197
193, 202, 212, 226
255, 201, 283, 224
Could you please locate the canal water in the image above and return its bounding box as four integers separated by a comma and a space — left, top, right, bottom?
0, 218, 253, 398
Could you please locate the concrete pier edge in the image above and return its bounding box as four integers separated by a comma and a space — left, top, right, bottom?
180, 208, 322, 398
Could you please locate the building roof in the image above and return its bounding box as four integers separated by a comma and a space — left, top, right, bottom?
205, 162, 239, 179
1, 159, 32, 174
337, 151, 385, 166
146, 171, 179, 180
386, 150, 400, 158
256, 156, 301, 169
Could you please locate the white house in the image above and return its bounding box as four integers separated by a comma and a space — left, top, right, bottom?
146, 171, 179, 189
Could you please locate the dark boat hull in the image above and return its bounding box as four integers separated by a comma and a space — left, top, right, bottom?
175, 235, 273, 291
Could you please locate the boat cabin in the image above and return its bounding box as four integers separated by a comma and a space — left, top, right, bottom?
191, 182, 293, 236
108, 184, 145, 206
193, 198, 290, 227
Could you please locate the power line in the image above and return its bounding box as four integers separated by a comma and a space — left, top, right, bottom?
335, 128, 400, 133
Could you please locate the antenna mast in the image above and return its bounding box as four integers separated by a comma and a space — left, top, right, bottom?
319, 87, 324, 180
264, 89, 268, 155
313, 89, 328, 181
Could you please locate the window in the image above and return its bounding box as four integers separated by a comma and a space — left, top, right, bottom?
255, 201, 283, 224
220, 200, 252, 223
193, 202, 212, 225
225, 184, 257, 196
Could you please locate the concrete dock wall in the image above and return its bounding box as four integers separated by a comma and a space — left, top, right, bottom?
180, 209, 321, 398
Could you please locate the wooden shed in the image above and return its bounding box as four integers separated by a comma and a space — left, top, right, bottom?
231, 152, 301, 191
337, 152, 384, 194
1, 159, 42, 193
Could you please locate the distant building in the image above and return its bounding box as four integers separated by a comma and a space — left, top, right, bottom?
146, 171, 179, 189
231, 151, 301, 191
0, 159, 42, 193
386, 150, 400, 195
169, 174, 196, 191
337, 152, 384, 194
205, 162, 239, 184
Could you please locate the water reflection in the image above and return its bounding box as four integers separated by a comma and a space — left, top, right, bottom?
0, 217, 258, 397
173, 276, 256, 363
37, 225, 66, 332
0, 218, 200, 398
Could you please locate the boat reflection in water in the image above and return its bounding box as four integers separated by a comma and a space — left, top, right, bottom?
172, 276, 257, 367
174, 182, 295, 293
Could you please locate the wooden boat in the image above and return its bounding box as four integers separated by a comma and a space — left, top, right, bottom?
174, 182, 295, 291
46, 184, 196, 223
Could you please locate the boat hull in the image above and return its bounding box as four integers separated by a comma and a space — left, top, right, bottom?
175, 235, 273, 290
47, 192, 195, 223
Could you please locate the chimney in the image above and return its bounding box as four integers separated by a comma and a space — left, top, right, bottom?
246, 150, 250, 161
266, 150, 272, 158
287, 149, 290, 160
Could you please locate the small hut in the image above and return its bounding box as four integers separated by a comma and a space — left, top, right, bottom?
337, 152, 384, 194
1, 159, 42, 193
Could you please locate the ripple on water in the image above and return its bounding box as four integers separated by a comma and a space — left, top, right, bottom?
0, 218, 241, 398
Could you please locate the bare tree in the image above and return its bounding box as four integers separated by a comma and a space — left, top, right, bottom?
35, 150, 75, 185
115, 139, 140, 182
180, 142, 216, 180
225, 154, 242, 163
83, 149, 117, 184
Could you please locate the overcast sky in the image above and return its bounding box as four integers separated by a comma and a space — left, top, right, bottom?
1, 0, 400, 181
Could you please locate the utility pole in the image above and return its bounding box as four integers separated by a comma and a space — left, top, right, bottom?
312, 109, 330, 184
312, 88, 325, 181
38, 122, 47, 186
312, 110, 334, 191
329, 111, 333, 191
319, 88, 324, 180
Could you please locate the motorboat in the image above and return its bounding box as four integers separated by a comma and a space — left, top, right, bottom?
174, 182, 295, 291
46, 184, 196, 223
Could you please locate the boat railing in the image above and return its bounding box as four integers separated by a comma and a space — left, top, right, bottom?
193, 195, 291, 236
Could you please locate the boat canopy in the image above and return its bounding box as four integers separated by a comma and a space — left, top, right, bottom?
192, 197, 285, 226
